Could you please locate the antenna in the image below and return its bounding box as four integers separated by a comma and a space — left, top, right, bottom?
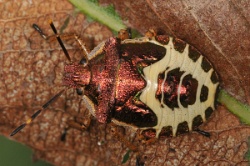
10, 89, 65, 136
11, 20, 70, 136
32, 21, 71, 62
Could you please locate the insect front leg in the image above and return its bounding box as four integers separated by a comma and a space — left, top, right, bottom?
33, 22, 89, 63
55, 33, 89, 63
66, 110, 92, 131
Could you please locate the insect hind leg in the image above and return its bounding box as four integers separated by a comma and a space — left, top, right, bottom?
194, 128, 211, 137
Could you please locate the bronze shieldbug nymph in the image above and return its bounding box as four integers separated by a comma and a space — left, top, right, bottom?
10, 21, 219, 141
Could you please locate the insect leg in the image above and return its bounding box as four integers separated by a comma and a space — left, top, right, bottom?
49, 20, 72, 62
60, 104, 91, 141
136, 156, 145, 166
33, 24, 47, 39
66, 120, 88, 131
34, 21, 90, 66
110, 123, 138, 152
145, 29, 157, 38
194, 128, 211, 137
118, 28, 132, 40
33, 22, 71, 62
62, 95, 92, 133
49, 33, 90, 64
66, 110, 92, 131
110, 124, 148, 165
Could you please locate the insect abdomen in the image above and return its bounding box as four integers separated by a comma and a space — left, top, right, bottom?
140, 37, 219, 137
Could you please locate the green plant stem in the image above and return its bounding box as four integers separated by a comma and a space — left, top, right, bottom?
218, 89, 250, 125
68, 0, 126, 32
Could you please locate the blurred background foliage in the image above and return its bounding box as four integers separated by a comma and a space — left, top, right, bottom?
0, 135, 52, 166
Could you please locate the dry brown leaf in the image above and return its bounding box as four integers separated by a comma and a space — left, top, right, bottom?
0, 0, 250, 166
100, 0, 250, 104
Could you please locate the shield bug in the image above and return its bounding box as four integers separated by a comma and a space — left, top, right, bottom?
11, 21, 219, 141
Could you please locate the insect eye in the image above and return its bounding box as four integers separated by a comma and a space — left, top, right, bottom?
76, 88, 83, 95
79, 58, 87, 66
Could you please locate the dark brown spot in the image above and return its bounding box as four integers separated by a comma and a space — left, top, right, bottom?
201, 57, 212, 72
113, 98, 157, 128
155, 35, 170, 45
192, 115, 203, 130
180, 75, 198, 107
156, 68, 185, 109
155, 72, 165, 101
159, 126, 173, 137
200, 85, 209, 102
176, 121, 189, 135
173, 38, 186, 53
121, 42, 166, 66
211, 70, 220, 84
141, 129, 156, 139
188, 45, 200, 62
169, 148, 176, 152
156, 69, 199, 109
214, 85, 220, 107
205, 107, 214, 120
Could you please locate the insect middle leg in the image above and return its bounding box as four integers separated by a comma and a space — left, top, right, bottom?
60, 103, 92, 141
65, 98, 92, 131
